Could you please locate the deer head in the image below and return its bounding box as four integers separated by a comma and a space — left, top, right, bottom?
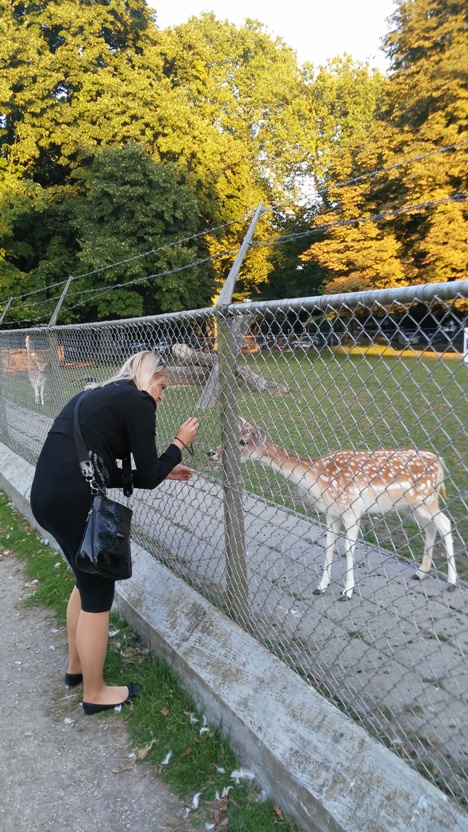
209, 418, 267, 462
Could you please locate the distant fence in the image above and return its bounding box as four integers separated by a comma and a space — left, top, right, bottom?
1, 279, 467, 809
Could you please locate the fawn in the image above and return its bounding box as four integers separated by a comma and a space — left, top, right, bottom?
210, 418, 457, 599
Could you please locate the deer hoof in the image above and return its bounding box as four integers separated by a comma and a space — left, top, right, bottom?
339, 594, 352, 602
447, 584, 457, 593
411, 573, 421, 581
313, 588, 325, 596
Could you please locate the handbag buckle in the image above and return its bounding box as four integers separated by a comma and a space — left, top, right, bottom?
80, 460, 100, 494
80, 460, 95, 480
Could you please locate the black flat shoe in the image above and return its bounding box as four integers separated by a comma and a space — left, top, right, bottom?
65, 672, 83, 687
81, 682, 142, 716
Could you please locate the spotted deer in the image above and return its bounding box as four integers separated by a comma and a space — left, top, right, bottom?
209, 418, 457, 600
25, 335, 49, 406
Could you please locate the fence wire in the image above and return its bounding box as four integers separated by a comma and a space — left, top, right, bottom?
0, 281, 467, 810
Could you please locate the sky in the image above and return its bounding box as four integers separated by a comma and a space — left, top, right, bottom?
149, 0, 397, 72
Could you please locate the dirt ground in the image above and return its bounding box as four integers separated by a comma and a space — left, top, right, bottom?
0, 551, 194, 832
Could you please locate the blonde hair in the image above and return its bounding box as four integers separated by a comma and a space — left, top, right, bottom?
93, 351, 169, 394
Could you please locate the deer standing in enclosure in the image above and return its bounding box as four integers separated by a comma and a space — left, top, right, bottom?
209, 418, 457, 599
25, 335, 49, 406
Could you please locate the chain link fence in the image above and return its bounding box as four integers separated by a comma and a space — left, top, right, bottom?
0, 280, 467, 810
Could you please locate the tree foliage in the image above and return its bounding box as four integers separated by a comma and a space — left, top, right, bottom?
155, 13, 314, 199
302, 0, 468, 293
1, 0, 387, 320
1, 0, 465, 323
304, 55, 384, 187
55, 143, 214, 320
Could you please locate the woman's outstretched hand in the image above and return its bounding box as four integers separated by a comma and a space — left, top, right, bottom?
166, 464, 195, 481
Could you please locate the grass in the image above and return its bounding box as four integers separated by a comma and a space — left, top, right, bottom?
0, 490, 301, 832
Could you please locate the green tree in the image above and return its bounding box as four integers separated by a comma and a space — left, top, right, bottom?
301, 0, 468, 291
155, 13, 314, 201
0, 0, 160, 182
41, 143, 215, 321
2, 2, 299, 313
0, 1, 266, 315
0, 143, 218, 323
252, 207, 327, 301
380, 0, 468, 283
303, 55, 384, 189
69, 142, 214, 319
149, 12, 322, 299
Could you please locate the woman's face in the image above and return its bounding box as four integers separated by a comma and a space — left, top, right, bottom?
149, 374, 166, 404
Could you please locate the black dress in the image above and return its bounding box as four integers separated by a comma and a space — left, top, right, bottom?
30, 380, 181, 612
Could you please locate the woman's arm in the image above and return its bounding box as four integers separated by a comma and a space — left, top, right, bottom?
122, 395, 182, 489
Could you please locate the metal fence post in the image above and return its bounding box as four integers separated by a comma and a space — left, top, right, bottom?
0, 298, 12, 325
218, 310, 249, 624
47, 328, 65, 413
0, 342, 9, 445
47, 276, 73, 413
197, 205, 264, 408
211, 207, 264, 622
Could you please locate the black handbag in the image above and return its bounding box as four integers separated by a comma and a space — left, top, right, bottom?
76, 493, 133, 580
74, 392, 133, 580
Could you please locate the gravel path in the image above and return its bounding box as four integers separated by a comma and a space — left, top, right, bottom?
0, 551, 193, 832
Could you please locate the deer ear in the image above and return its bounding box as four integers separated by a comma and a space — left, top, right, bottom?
253, 427, 266, 443
238, 416, 247, 428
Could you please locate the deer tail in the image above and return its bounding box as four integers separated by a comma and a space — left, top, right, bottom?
437, 458, 447, 500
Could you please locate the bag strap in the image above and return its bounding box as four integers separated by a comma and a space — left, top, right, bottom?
74, 392, 133, 497
74, 393, 95, 486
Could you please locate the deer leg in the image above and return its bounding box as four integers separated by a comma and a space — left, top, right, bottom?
340, 515, 360, 600
411, 507, 444, 584
412, 515, 435, 581
411, 508, 457, 588
433, 511, 457, 588
314, 517, 341, 595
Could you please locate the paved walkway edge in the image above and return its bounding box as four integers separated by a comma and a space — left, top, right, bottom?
0, 440, 465, 832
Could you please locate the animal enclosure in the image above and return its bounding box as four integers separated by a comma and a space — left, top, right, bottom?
0, 280, 467, 808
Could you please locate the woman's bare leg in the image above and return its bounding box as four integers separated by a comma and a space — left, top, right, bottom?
66, 586, 82, 675
76, 609, 128, 705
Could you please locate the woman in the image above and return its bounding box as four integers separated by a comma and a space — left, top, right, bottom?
31, 351, 198, 715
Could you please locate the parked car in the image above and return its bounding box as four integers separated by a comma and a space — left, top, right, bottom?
255, 334, 277, 349
431, 323, 459, 344
184, 336, 214, 352
112, 337, 171, 357
397, 332, 420, 346
152, 340, 172, 355
112, 338, 150, 357
295, 333, 340, 349
296, 334, 322, 349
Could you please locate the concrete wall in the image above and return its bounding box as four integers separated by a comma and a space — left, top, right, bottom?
0, 440, 466, 832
